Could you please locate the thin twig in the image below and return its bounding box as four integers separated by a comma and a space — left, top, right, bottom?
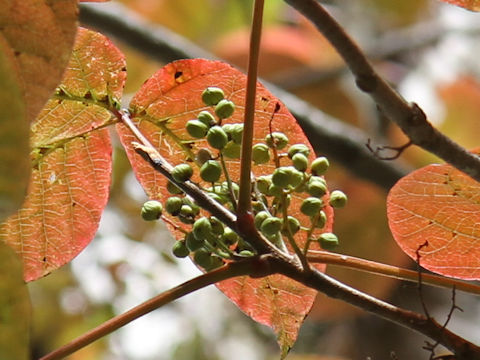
238, 0, 264, 215
79, 2, 408, 190
39, 258, 261, 360
284, 0, 480, 183
307, 250, 480, 296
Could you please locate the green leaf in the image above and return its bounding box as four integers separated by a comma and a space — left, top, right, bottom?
0, 242, 31, 360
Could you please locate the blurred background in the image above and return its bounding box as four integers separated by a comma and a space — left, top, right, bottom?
29, 0, 480, 359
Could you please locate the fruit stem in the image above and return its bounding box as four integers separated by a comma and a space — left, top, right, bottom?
307, 250, 480, 296
237, 0, 264, 216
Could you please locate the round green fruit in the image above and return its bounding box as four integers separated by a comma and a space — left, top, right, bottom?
193, 217, 212, 241
186, 119, 208, 138
307, 180, 327, 198
252, 143, 270, 164
200, 160, 222, 182
197, 110, 216, 126
300, 197, 323, 216
288, 144, 310, 159
260, 217, 282, 236
329, 190, 348, 208
221, 227, 239, 246
193, 248, 213, 269
311, 156, 329, 176
230, 124, 244, 144
171, 164, 193, 183
165, 196, 183, 215
202, 87, 224, 106
207, 126, 229, 149
215, 99, 235, 119
265, 132, 289, 150
255, 175, 271, 194
222, 141, 241, 159
185, 232, 204, 252
141, 200, 163, 221
209, 216, 224, 235
272, 167, 292, 188
196, 148, 213, 165
172, 240, 190, 258
254, 211, 270, 229
284, 216, 300, 234
318, 232, 339, 250
292, 153, 309, 172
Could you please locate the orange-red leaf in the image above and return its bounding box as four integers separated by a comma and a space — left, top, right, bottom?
439, 0, 480, 11
0, 0, 78, 219
387, 163, 480, 280
0, 28, 126, 281
117, 59, 333, 356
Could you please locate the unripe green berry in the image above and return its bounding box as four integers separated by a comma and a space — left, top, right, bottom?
197, 110, 216, 126
141, 200, 163, 221
313, 210, 327, 229
252, 200, 266, 213
252, 143, 270, 164
167, 181, 183, 194
220, 181, 239, 197
186, 119, 208, 138
208, 256, 224, 270
165, 196, 183, 215
288, 144, 310, 159
209, 216, 224, 235
318, 232, 339, 250
272, 167, 292, 188
222, 141, 241, 159
200, 160, 222, 182
260, 217, 282, 236
172, 240, 190, 258
265, 132, 289, 150
287, 166, 303, 187
230, 124, 243, 144
300, 197, 324, 216
202, 87, 224, 106
207, 126, 228, 149
309, 176, 327, 188
196, 148, 213, 165
329, 190, 348, 208
207, 192, 228, 204
182, 197, 200, 215
179, 205, 195, 224
256, 175, 271, 194
292, 153, 309, 171
283, 216, 300, 235
254, 211, 270, 229
193, 217, 212, 241
307, 180, 327, 198
222, 227, 239, 246
311, 157, 329, 176
193, 248, 213, 269
172, 163, 193, 183
215, 99, 235, 119
186, 232, 204, 252
268, 184, 283, 197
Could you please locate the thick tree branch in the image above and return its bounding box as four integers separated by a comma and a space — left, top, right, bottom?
284, 0, 480, 183
79, 2, 408, 190
39, 258, 260, 360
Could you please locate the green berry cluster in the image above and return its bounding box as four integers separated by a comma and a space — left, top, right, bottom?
140, 85, 348, 271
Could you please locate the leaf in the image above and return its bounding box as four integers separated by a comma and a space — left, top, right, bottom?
387, 161, 480, 280
0, 28, 126, 281
439, 0, 480, 11
116, 59, 334, 356
0, 242, 31, 360
0, 44, 28, 221
0, 0, 78, 219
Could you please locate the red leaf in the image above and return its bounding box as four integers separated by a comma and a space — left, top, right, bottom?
0, 28, 126, 281
438, 0, 480, 11
0, 0, 78, 219
387, 162, 480, 280
117, 59, 334, 355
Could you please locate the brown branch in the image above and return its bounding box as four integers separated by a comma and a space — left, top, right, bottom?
238, 0, 264, 215
307, 250, 480, 296
39, 258, 262, 360
284, 0, 480, 183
